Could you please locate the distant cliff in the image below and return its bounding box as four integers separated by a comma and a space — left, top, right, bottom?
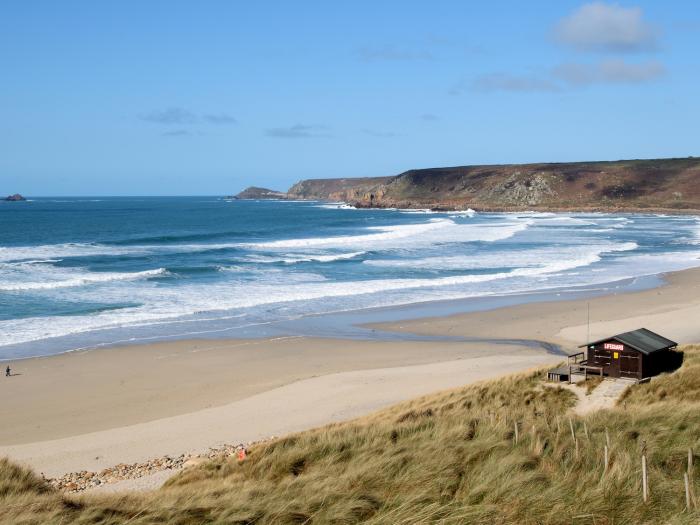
287, 177, 394, 202
286, 157, 700, 212
229, 187, 287, 200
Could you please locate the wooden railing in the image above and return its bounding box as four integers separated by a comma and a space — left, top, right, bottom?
568, 352, 586, 365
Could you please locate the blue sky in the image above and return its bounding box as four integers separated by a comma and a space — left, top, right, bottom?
1, 1, 698, 196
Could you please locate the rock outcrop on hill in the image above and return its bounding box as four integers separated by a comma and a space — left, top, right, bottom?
4, 194, 26, 201
285, 157, 700, 212
287, 177, 394, 203
228, 187, 287, 200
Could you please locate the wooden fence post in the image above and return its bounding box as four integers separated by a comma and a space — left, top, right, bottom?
605, 427, 610, 449
685, 473, 691, 511
641, 442, 648, 503
689, 448, 697, 510
688, 448, 694, 475
604, 445, 609, 475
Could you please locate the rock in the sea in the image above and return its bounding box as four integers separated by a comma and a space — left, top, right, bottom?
4, 193, 26, 201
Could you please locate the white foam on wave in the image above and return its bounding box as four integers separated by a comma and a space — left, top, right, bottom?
531, 216, 597, 227
398, 209, 437, 214
0, 268, 167, 292
693, 219, 700, 244
401, 208, 477, 218
0, 240, 241, 263
448, 209, 476, 217
314, 203, 357, 210
2, 259, 63, 266
245, 218, 455, 249
364, 242, 638, 270
0, 243, 153, 263
246, 217, 530, 250
244, 251, 366, 264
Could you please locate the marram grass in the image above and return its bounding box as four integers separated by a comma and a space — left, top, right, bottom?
2, 346, 699, 524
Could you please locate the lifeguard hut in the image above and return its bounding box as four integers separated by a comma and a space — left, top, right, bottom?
548, 328, 678, 383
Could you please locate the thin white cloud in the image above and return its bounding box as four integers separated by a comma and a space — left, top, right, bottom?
419, 113, 440, 121
161, 129, 191, 137
361, 128, 399, 138
140, 107, 198, 125
554, 2, 658, 52
463, 73, 560, 93
463, 59, 665, 94
265, 124, 331, 139
202, 113, 237, 125
553, 59, 666, 85
356, 46, 433, 62
140, 108, 237, 126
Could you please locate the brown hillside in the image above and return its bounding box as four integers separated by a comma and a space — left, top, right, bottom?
286, 157, 700, 212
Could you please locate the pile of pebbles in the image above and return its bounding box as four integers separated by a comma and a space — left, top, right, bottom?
46, 441, 264, 493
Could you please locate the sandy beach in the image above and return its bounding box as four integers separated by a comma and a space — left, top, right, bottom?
2, 266, 700, 486
376, 267, 700, 347
0, 338, 555, 479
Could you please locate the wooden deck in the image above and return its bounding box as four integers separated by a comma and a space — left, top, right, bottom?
547, 352, 604, 383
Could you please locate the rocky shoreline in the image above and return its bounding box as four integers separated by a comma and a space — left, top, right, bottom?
348, 200, 700, 215
45, 440, 273, 493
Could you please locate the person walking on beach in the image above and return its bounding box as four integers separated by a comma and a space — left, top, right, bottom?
5, 365, 10, 377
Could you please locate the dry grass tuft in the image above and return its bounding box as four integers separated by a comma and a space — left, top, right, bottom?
2, 348, 700, 524
584, 376, 604, 395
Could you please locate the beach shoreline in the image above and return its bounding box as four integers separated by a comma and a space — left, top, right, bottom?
372, 266, 700, 347
0, 267, 671, 363
1, 266, 700, 486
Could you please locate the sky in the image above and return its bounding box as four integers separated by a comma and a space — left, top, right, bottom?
1, 1, 699, 196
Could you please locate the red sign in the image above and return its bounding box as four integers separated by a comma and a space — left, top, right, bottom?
604, 342, 624, 351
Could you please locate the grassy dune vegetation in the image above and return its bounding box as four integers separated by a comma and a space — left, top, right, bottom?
2, 347, 700, 524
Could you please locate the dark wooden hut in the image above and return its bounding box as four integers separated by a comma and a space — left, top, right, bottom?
577, 328, 678, 380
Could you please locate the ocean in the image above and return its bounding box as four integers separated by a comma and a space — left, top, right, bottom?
1, 197, 700, 360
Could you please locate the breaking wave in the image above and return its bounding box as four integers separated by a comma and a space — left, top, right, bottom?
364, 242, 638, 270
0, 268, 167, 292
244, 252, 366, 264
246, 217, 530, 250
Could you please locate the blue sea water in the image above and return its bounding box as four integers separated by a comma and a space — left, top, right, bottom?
1, 197, 699, 359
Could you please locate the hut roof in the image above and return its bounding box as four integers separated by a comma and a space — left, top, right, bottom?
579, 328, 677, 355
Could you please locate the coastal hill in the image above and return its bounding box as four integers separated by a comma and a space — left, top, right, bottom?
3, 346, 699, 523
286, 157, 700, 211
229, 187, 288, 200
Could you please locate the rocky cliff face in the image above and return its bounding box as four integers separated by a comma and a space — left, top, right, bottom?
285, 158, 700, 211
287, 177, 393, 202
